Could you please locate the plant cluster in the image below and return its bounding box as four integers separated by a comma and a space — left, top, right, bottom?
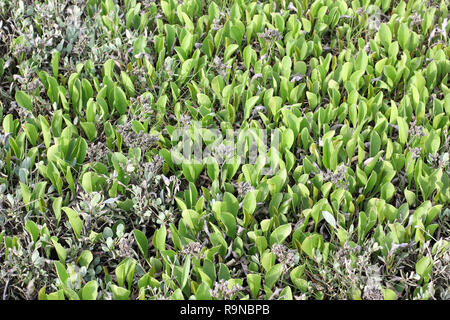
0, 0, 449, 300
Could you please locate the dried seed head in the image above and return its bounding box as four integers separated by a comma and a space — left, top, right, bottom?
210, 279, 243, 300
212, 56, 231, 77
355, 7, 365, 15
140, 155, 164, 179
410, 147, 422, 160
258, 28, 282, 41
213, 143, 234, 164
211, 19, 223, 31
117, 122, 159, 153
408, 120, 426, 138
409, 13, 423, 28
236, 181, 254, 197
362, 283, 384, 300
272, 244, 297, 272
86, 141, 109, 163
118, 233, 135, 258
321, 165, 348, 189
180, 114, 192, 127
290, 74, 304, 82
288, 2, 298, 13
181, 241, 204, 257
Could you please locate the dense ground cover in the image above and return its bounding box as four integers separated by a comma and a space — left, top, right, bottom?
0, 0, 449, 300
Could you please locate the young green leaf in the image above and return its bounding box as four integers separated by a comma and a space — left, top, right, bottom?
15, 91, 33, 111
247, 274, 261, 298
133, 229, 149, 261
269, 224, 292, 246
322, 211, 337, 229
397, 117, 409, 145
62, 207, 83, 239
265, 263, 283, 290
378, 23, 392, 48
181, 255, 191, 289
81, 280, 98, 300
153, 225, 167, 252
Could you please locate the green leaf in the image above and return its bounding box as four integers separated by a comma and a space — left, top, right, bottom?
195, 282, 212, 300
224, 44, 239, 61
62, 286, 80, 301
397, 23, 410, 51
133, 36, 147, 55
397, 117, 408, 145
381, 182, 396, 202
51, 238, 66, 263
269, 224, 292, 246
418, 175, 434, 201
323, 138, 333, 170
51, 51, 61, 78
230, 24, 244, 45
206, 157, 219, 181
322, 211, 337, 229
302, 235, 322, 259
115, 258, 136, 290
37, 286, 47, 300
3, 113, 15, 134
268, 96, 282, 118
121, 71, 135, 97
197, 93, 211, 109
265, 264, 283, 290
62, 207, 83, 239
181, 209, 200, 233
244, 95, 260, 121
247, 274, 261, 298
306, 91, 318, 109
80, 122, 97, 141
221, 192, 238, 217
81, 280, 98, 300
243, 45, 256, 70
382, 288, 397, 300
110, 284, 130, 300
425, 130, 440, 155
47, 289, 65, 300
341, 62, 353, 82
378, 23, 392, 48
23, 123, 38, 146
39, 115, 51, 148
281, 56, 292, 78
25, 220, 40, 244
54, 261, 68, 285
180, 59, 194, 77
281, 128, 294, 151
369, 131, 381, 157
15, 90, 33, 111
181, 255, 191, 289
416, 256, 433, 282
243, 190, 257, 215
290, 264, 308, 290
52, 197, 63, 225
47, 76, 59, 104
9, 136, 22, 159
78, 250, 93, 268
256, 236, 268, 256
182, 161, 204, 183
219, 211, 237, 238
133, 229, 149, 261
153, 225, 167, 252
114, 86, 128, 115
19, 182, 30, 208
